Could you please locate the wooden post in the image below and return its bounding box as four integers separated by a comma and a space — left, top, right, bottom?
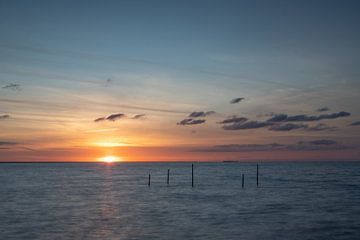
191, 164, 194, 187
148, 174, 151, 187
167, 169, 170, 185
256, 164, 259, 187
242, 174, 244, 189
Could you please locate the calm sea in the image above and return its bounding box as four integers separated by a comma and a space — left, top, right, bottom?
0, 162, 359, 240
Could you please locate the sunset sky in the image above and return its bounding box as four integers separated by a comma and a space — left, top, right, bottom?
1, 0, 359, 162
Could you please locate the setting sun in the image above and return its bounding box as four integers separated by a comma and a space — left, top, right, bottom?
98, 155, 122, 163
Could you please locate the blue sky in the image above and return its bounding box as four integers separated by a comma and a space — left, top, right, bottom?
0, 0, 359, 161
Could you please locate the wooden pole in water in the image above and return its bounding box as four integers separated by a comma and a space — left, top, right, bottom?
256, 164, 259, 187
167, 169, 170, 185
148, 174, 151, 187
242, 174, 244, 189
191, 164, 194, 187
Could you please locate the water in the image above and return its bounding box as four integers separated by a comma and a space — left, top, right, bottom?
0, 162, 359, 240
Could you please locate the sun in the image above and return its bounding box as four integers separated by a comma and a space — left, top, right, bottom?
98, 155, 122, 163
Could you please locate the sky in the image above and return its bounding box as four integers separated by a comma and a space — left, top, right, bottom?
0, 0, 359, 162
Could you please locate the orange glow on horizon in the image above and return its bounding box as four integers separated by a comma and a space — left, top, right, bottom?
97, 155, 122, 163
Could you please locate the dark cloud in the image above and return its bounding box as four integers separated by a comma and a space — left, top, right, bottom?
267, 114, 288, 122
223, 121, 270, 130
106, 113, 126, 121
132, 114, 146, 119
266, 111, 350, 122
0, 141, 18, 146
2, 83, 21, 91
94, 117, 106, 122
306, 123, 337, 131
94, 112, 146, 122
0, 114, 10, 120
177, 118, 206, 125
349, 121, 360, 126
218, 116, 248, 124
230, 97, 245, 104
317, 107, 329, 112
188, 111, 215, 118
94, 113, 126, 122
300, 139, 338, 145
269, 123, 307, 131
269, 123, 337, 132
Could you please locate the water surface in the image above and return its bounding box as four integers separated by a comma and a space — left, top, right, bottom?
1, 162, 359, 239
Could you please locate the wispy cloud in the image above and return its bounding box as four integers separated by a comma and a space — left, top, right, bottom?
317, 107, 329, 112
300, 139, 337, 145
0, 141, 18, 146
2, 83, 21, 91
106, 113, 126, 121
94, 113, 146, 122
188, 111, 215, 118
230, 97, 245, 104
94, 113, 125, 122
269, 123, 307, 131
177, 118, 206, 125
223, 121, 270, 130
266, 111, 350, 122
218, 116, 248, 124
0, 114, 10, 120
132, 114, 146, 119
349, 121, 360, 126
306, 123, 337, 131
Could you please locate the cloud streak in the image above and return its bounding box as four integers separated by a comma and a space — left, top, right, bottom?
2, 83, 21, 91
230, 97, 245, 104
0, 114, 10, 120
223, 121, 270, 130
188, 111, 215, 118
0, 141, 18, 146
132, 114, 146, 119
349, 121, 360, 126
267, 111, 350, 122
94, 113, 147, 122
177, 118, 206, 125
218, 116, 248, 124
317, 107, 329, 112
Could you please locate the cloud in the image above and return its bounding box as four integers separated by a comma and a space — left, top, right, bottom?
106, 113, 126, 121
0, 114, 10, 120
230, 97, 245, 104
94, 113, 126, 122
306, 123, 337, 131
95, 113, 147, 122
223, 121, 270, 130
266, 114, 288, 122
269, 123, 307, 131
266, 111, 350, 122
132, 114, 146, 119
177, 118, 206, 125
188, 111, 215, 118
2, 83, 21, 91
317, 107, 329, 112
269, 123, 337, 132
300, 139, 337, 145
349, 121, 360, 126
220, 114, 341, 132
94, 117, 106, 122
218, 116, 248, 124
0, 141, 18, 146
